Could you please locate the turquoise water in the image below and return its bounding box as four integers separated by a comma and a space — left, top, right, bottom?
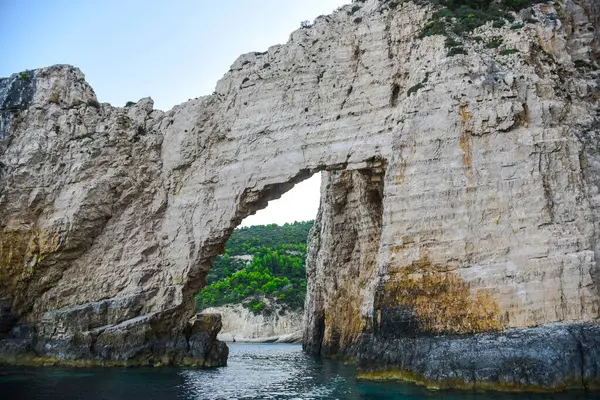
0, 343, 597, 399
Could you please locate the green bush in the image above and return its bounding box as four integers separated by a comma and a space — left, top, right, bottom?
406, 71, 432, 97
87, 99, 101, 109
18, 71, 31, 81
418, 0, 537, 41
486, 36, 504, 49
422, 71, 431, 83
448, 47, 468, 57
223, 221, 313, 256
574, 59, 593, 69
247, 299, 266, 314
445, 37, 461, 47
300, 20, 313, 29
407, 82, 424, 97
500, 48, 519, 55
420, 20, 447, 38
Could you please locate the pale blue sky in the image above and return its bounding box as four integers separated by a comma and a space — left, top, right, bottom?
0, 0, 344, 225
0, 0, 347, 110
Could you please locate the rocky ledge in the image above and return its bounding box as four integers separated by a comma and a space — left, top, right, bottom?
356, 322, 600, 392
0, 307, 228, 367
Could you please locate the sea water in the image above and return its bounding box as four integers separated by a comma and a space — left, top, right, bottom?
0, 343, 597, 399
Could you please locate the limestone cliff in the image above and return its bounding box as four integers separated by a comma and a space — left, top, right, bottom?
0, 0, 599, 390
204, 302, 302, 343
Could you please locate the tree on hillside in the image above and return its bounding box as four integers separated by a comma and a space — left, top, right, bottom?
197, 221, 314, 314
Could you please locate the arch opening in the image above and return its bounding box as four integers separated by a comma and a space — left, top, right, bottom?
190, 157, 387, 352
194, 172, 322, 344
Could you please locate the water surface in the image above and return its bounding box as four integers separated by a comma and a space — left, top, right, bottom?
0, 343, 597, 399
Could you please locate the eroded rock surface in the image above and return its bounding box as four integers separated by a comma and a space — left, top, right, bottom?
357, 322, 600, 391
0, 0, 599, 389
204, 302, 302, 343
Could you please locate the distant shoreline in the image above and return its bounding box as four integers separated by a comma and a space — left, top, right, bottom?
218, 331, 302, 345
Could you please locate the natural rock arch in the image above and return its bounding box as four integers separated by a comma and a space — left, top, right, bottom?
0, 0, 599, 390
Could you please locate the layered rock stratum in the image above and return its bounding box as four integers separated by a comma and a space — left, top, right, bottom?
204, 303, 303, 343
0, 0, 599, 391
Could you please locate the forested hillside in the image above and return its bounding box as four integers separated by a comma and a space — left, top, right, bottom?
224, 222, 314, 255
196, 221, 313, 314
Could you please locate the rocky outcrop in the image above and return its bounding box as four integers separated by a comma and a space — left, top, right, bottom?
302, 1, 600, 389
0, 0, 599, 390
204, 302, 302, 343
304, 167, 384, 356
357, 322, 600, 391
0, 66, 228, 366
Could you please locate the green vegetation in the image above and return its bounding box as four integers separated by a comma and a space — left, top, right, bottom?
418, 0, 545, 43
18, 71, 31, 81
87, 99, 101, 108
486, 36, 504, 49
223, 221, 313, 256
500, 48, 519, 55
448, 47, 468, 57
574, 59, 592, 69
407, 83, 424, 97
407, 72, 431, 97
492, 19, 506, 28
445, 33, 468, 57
247, 298, 266, 313
300, 20, 313, 29
196, 221, 313, 314
445, 37, 461, 47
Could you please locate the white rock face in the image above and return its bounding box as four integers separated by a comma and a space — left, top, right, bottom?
204, 303, 302, 343
0, 0, 598, 383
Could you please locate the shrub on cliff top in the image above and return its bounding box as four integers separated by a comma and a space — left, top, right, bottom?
300, 20, 313, 29
419, 0, 545, 39
18, 71, 31, 81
